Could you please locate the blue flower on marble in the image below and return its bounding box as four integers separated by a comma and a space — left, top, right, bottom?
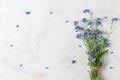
16, 25, 20, 28
45, 66, 49, 69
71, 60, 76, 64
20, 64, 23, 67
50, 11, 53, 14
81, 18, 88, 23
112, 18, 118, 21
25, 11, 31, 15
104, 16, 108, 19
109, 66, 113, 69
83, 9, 90, 13
75, 26, 84, 32
74, 21, 78, 26
65, 20, 69, 23
110, 51, 114, 54
78, 45, 82, 47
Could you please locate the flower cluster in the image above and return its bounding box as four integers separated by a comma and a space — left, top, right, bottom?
73, 9, 119, 80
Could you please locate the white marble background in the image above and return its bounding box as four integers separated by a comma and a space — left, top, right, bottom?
0, 0, 120, 80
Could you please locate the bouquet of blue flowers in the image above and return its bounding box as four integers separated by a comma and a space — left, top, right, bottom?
73, 9, 119, 80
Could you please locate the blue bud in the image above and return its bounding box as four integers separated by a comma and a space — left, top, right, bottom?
92, 58, 96, 62
112, 18, 118, 21
81, 18, 88, 23
83, 9, 90, 13
73, 21, 78, 26
75, 26, 83, 31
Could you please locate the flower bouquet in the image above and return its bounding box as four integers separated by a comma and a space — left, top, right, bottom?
73, 9, 119, 80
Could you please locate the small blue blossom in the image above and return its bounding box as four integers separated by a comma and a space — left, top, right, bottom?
76, 34, 81, 39
50, 11, 53, 14
105, 42, 110, 47
25, 11, 31, 15
94, 29, 103, 34
16, 25, 20, 28
78, 45, 82, 47
45, 66, 49, 69
87, 49, 94, 54
20, 64, 23, 67
73, 21, 78, 26
96, 46, 100, 51
112, 18, 118, 21
94, 18, 102, 25
83, 9, 90, 13
109, 66, 113, 69
88, 21, 93, 25
110, 51, 114, 54
91, 58, 96, 62
65, 20, 69, 23
104, 16, 108, 19
75, 26, 83, 32
71, 60, 76, 64
81, 18, 88, 23
80, 32, 86, 36
96, 39, 100, 43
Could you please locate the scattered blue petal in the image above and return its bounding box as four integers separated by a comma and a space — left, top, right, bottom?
112, 18, 118, 21
10, 44, 13, 47
45, 67, 49, 69
78, 45, 82, 47
73, 21, 78, 26
65, 20, 69, 23
110, 51, 114, 54
81, 18, 88, 23
109, 66, 113, 69
75, 26, 84, 32
104, 16, 108, 19
25, 11, 31, 15
72, 60, 76, 64
83, 9, 90, 13
91, 58, 96, 62
20, 64, 23, 67
16, 25, 20, 28
50, 11, 53, 14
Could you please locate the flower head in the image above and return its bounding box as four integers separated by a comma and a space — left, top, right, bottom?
73, 21, 78, 26
81, 18, 88, 23
75, 26, 83, 32
83, 9, 90, 13
112, 18, 119, 21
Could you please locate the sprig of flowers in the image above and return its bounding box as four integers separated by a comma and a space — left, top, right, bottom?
73, 9, 119, 80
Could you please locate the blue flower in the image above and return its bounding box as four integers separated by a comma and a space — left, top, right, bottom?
105, 42, 110, 47
92, 58, 96, 62
76, 34, 81, 39
87, 49, 94, 54
81, 18, 88, 23
96, 46, 100, 51
73, 21, 78, 26
104, 16, 108, 19
96, 39, 100, 43
75, 26, 83, 32
76, 32, 86, 39
25, 11, 31, 15
94, 29, 103, 34
95, 18, 101, 25
112, 18, 118, 21
80, 32, 86, 36
72, 60, 76, 64
83, 9, 90, 13
88, 21, 93, 25
96, 18, 101, 21
89, 56, 96, 62
89, 56, 94, 60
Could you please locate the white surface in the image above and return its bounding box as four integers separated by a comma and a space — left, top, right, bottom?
0, 0, 120, 80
